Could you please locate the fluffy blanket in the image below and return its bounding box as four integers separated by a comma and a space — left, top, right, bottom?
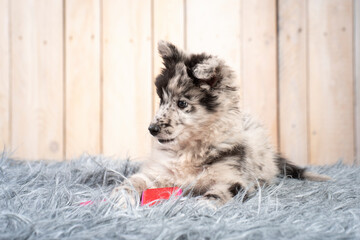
1, 152, 360, 239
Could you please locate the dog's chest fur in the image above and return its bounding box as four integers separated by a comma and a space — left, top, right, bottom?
148, 148, 210, 189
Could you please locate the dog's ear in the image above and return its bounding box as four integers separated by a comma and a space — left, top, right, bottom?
158, 40, 183, 68
192, 57, 222, 88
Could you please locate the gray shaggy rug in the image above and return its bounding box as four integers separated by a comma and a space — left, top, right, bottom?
1, 152, 360, 240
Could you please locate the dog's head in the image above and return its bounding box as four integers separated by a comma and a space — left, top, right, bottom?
149, 41, 240, 148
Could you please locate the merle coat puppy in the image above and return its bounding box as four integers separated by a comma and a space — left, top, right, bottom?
111, 41, 329, 206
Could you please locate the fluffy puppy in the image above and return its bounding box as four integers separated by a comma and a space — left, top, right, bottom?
111, 41, 329, 206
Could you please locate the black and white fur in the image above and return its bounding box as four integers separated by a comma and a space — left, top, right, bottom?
111, 41, 330, 206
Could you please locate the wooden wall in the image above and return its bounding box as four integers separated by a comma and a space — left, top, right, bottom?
0, 0, 359, 165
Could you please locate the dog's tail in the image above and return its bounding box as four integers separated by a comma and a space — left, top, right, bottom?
276, 155, 331, 181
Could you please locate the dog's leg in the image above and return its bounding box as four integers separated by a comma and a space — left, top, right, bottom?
110, 173, 154, 208
198, 182, 249, 208
198, 183, 234, 208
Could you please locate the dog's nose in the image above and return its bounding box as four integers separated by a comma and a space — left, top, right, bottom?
148, 124, 160, 136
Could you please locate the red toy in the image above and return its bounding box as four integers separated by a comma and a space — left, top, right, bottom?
141, 187, 182, 206
79, 187, 182, 207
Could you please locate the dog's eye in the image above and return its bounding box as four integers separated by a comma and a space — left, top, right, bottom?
177, 100, 188, 109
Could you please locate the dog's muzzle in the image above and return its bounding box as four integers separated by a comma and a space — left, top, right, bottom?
148, 124, 160, 136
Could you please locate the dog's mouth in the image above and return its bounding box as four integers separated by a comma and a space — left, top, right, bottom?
158, 138, 175, 144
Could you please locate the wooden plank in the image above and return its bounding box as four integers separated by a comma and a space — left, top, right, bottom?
153, 0, 185, 114
66, 0, 100, 158
356, 0, 360, 165
242, 0, 278, 147
0, 0, 10, 150
308, 0, 354, 165
278, 0, 307, 166
11, 0, 63, 160
186, 0, 242, 89
102, 0, 152, 159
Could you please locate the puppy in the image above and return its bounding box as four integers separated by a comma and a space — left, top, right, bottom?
111, 41, 329, 206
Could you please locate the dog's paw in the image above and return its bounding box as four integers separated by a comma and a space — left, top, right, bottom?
110, 185, 139, 209
196, 196, 222, 210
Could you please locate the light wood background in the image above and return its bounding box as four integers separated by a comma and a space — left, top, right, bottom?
0, 0, 359, 166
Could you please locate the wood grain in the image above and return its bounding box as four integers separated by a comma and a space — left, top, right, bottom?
308, 0, 354, 165
153, 0, 185, 114
186, 0, 242, 89
356, 0, 360, 165
65, 0, 100, 158
0, 0, 10, 150
278, 0, 307, 166
242, 0, 278, 148
11, 0, 63, 160
102, 0, 152, 159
